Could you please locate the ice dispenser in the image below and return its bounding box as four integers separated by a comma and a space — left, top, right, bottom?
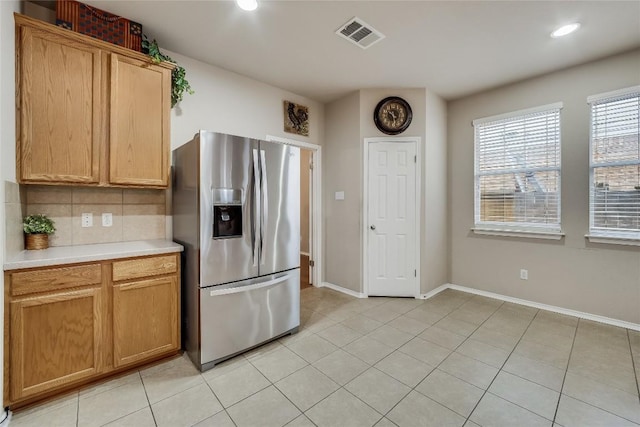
212, 189, 242, 239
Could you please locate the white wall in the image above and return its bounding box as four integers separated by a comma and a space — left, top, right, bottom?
449, 49, 640, 324
359, 89, 426, 295
158, 49, 325, 251
423, 90, 448, 292
323, 88, 449, 295
166, 50, 324, 150
323, 91, 361, 291
1, 0, 21, 408
2, 3, 18, 184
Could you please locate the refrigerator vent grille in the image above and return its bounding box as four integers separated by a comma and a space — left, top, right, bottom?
335, 17, 385, 49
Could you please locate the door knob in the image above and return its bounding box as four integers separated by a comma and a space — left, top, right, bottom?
370, 225, 376, 230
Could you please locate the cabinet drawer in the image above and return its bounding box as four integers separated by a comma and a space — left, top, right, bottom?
11, 264, 102, 296
112, 255, 177, 282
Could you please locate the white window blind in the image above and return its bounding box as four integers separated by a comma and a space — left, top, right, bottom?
589, 87, 640, 240
474, 103, 562, 233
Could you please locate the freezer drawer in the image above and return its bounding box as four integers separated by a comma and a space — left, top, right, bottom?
199, 269, 300, 370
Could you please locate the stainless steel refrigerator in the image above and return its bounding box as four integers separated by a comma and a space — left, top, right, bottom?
173, 131, 300, 371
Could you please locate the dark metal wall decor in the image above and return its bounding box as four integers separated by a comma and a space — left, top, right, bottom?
284, 100, 309, 137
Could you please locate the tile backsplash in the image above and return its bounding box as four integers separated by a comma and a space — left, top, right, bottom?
5, 181, 26, 258
23, 185, 167, 247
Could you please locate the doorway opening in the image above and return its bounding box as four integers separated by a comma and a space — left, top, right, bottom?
266, 135, 322, 290
300, 147, 313, 290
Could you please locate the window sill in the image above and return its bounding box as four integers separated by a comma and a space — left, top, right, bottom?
585, 234, 640, 247
472, 227, 565, 240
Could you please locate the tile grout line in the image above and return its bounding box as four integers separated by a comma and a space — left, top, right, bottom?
551, 317, 580, 425
138, 370, 159, 427
549, 324, 640, 424
376, 296, 504, 422
278, 333, 388, 425
201, 301, 637, 427
240, 349, 312, 423
368, 294, 475, 420
463, 306, 542, 425
290, 295, 453, 425
201, 376, 238, 427
93, 371, 158, 426
626, 329, 640, 401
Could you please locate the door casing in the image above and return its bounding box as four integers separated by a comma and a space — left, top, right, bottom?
266, 135, 323, 288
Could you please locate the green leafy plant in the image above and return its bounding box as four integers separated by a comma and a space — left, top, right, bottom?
23, 214, 56, 235
142, 35, 194, 108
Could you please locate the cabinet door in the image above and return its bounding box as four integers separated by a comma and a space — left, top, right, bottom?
113, 276, 179, 368
18, 26, 102, 184
109, 54, 171, 187
10, 287, 103, 400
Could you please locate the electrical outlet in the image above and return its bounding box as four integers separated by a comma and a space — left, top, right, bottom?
81, 213, 93, 228
102, 213, 113, 227
520, 269, 528, 280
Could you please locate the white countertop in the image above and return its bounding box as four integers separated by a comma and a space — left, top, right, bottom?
4, 239, 183, 270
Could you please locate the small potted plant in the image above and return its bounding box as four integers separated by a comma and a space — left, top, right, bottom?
23, 214, 56, 250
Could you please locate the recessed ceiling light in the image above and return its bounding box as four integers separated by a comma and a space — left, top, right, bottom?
551, 23, 581, 38
236, 0, 258, 11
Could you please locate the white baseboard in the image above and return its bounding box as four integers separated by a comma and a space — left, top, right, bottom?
419, 284, 450, 300
316, 280, 639, 331
447, 284, 640, 332
320, 282, 367, 298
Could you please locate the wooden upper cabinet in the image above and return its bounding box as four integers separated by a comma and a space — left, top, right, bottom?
18, 25, 101, 184
15, 14, 173, 188
109, 54, 171, 187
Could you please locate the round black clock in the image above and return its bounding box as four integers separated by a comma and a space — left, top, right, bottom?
373, 96, 413, 135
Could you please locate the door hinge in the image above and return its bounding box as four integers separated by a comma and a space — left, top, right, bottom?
414, 155, 417, 163
310, 161, 314, 170
309, 259, 315, 267
414, 269, 417, 277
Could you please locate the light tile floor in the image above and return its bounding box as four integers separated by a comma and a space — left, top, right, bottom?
10, 287, 640, 427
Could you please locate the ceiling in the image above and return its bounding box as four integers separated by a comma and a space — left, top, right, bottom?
82, 0, 640, 104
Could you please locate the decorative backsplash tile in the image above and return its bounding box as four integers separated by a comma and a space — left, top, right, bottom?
123, 188, 166, 204
72, 187, 123, 204
26, 203, 72, 247
26, 186, 72, 204
71, 204, 124, 245
123, 204, 165, 241
5, 181, 26, 258
14, 185, 168, 248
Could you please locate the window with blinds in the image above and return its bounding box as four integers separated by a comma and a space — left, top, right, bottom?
588, 87, 640, 240
473, 103, 562, 233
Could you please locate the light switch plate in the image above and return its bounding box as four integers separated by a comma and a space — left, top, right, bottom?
335, 191, 345, 200
102, 213, 113, 227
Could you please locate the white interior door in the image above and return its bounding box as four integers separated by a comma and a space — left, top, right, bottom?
367, 141, 417, 297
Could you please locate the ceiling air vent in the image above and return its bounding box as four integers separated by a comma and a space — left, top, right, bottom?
335, 17, 385, 49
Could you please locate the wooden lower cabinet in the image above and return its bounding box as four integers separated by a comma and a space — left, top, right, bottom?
4, 253, 180, 407
10, 287, 103, 400
113, 276, 179, 368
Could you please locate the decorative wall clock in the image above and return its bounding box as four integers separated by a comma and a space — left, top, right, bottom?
374, 96, 412, 135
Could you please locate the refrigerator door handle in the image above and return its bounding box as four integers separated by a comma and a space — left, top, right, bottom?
252, 148, 261, 266
208, 273, 291, 296
260, 149, 269, 266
